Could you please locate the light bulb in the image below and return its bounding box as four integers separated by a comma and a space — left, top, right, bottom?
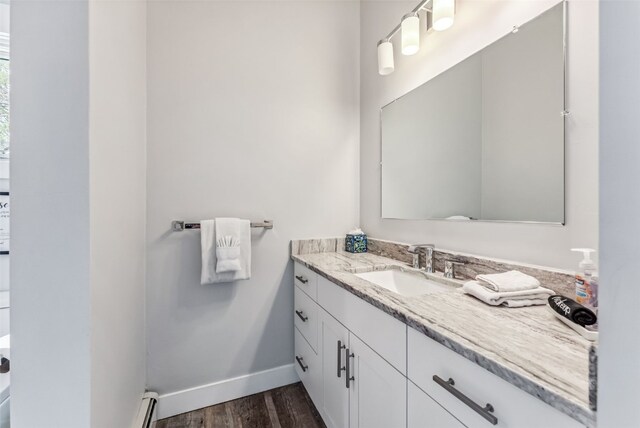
401, 12, 420, 55
433, 0, 455, 31
377, 40, 394, 75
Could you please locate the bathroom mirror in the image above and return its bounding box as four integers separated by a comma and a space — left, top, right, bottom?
381, 3, 565, 224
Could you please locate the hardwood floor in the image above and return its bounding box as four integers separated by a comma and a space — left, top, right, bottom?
156, 383, 326, 428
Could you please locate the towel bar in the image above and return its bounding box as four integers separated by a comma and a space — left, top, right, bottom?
172, 220, 273, 231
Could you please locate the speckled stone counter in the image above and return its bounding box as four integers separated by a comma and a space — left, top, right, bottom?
291, 250, 596, 427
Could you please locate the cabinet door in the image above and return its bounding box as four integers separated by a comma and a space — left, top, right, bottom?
320, 308, 349, 428
348, 333, 406, 428
408, 381, 465, 428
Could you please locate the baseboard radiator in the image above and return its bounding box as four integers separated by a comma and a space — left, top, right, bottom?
134, 392, 159, 428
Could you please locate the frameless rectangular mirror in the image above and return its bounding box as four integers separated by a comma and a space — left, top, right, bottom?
381, 2, 565, 224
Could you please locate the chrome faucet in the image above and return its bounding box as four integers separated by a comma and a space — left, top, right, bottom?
407, 244, 435, 272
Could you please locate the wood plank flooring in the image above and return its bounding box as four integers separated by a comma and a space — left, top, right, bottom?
156, 383, 326, 428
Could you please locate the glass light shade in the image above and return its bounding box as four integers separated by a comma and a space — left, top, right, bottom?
401, 13, 420, 56
433, 0, 455, 31
377, 40, 394, 75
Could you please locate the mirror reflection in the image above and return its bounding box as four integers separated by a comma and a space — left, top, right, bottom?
381, 3, 565, 223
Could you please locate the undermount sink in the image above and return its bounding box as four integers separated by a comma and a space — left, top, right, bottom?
355, 269, 451, 297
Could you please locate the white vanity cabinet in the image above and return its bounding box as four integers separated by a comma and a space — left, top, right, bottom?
293, 262, 587, 428
318, 307, 406, 428
294, 264, 407, 428
407, 327, 585, 428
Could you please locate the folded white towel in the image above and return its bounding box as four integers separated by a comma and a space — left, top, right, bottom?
462, 281, 553, 307
475, 270, 540, 292
200, 218, 251, 284
216, 244, 241, 273
500, 298, 550, 308
446, 215, 471, 220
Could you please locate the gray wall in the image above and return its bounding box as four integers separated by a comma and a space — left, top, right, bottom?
361, 0, 598, 270
599, 1, 640, 426
89, 1, 147, 427
11, 2, 92, 426
145, 0, 359, 399
11, 1, 147, 427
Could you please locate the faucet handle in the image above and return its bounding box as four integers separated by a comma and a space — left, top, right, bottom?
444, 259, 465, 279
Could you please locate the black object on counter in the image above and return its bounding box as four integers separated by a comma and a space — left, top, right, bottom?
548, 295, 597, 326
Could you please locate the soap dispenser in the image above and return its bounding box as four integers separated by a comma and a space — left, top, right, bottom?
571, 248, 598, 312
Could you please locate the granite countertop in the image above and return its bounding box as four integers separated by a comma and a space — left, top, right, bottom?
292, 251, 596, 428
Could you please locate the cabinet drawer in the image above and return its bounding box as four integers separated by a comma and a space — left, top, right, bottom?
294, 263, 318, 301
407, 328, 585, 428
294, 326, 322, 406
294, 285, 318, 352
318, 276, 406, 374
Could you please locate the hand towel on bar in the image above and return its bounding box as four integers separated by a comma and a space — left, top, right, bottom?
462, 280, 553, 307
200, 218, 251, 284
475, 270, 540, 292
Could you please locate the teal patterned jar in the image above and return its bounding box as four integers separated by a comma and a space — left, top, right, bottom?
345, 233, 367, 253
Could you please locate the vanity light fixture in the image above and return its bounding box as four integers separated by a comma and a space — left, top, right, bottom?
433, 0, 455, 31
401, 12, 421, 55
377, 0, 455, 75
377, 40, 395, 75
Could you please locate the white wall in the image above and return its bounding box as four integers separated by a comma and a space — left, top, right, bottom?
145, 0, 359, 412
11, 1, 147, 427
11, 1, 92, 426
598, 1, 640, 426
361, 0, 598, 270
89, 1, 147, 427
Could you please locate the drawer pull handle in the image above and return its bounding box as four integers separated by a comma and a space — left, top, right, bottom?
345, 349, 355, 388
433, 375, 498, 426
295, 275, 309, 284
296, 356, 308, 372
337, 340, 346, 378
295, 310, 308, 322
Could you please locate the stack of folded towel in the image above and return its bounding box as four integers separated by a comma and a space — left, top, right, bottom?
462, 270, 554, 307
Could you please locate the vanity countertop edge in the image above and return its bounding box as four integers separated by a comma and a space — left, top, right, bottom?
291, 250, 597, 428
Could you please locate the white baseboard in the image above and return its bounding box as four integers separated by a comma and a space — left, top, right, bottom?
157, 364, 299, 420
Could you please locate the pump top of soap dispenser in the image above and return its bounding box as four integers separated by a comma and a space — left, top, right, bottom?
571, 248, 597, 272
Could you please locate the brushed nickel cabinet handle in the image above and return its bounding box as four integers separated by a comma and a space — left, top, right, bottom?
295, 275, 308, 284
337, 340, 346, 378
295, 310, 308, 322
433, 375, 498, 425
296, 356, 308, 372
345, 349, 355, 388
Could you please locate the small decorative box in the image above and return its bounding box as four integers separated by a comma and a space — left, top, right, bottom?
345, 233, 367, 253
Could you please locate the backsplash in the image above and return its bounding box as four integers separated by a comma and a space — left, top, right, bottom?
368, 238, 575, 298
292, 237, 575, 298
291, 237, 344, 255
